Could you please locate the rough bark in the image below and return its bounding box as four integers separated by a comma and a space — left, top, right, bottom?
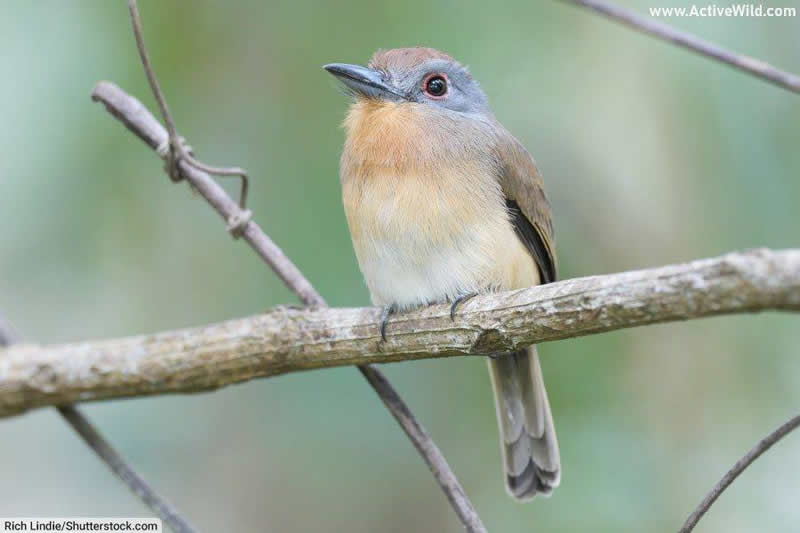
1, 248, 797, 419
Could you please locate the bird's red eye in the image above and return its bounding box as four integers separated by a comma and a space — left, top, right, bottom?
423, 74, 448, 97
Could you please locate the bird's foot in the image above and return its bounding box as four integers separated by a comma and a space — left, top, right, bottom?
379, 303, 398, 342
450, 292, 478, 321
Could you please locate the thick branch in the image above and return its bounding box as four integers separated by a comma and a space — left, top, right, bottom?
1, 248, 797, 418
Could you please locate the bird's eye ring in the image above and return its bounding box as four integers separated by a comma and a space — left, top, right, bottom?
423, 73, 448, 98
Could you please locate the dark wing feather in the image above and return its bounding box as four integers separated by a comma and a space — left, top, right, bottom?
495, 131, 557, 284
505, 199, 556, 284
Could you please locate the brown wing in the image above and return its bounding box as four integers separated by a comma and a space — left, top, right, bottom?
495, 132, 557, 284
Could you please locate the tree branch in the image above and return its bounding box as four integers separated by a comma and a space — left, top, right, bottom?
2, 247, 797, 418
560, 0, 800, 94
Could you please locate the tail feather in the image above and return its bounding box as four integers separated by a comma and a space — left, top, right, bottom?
488, 346, 560, 501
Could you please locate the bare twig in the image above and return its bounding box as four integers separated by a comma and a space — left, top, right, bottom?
91, 81, 321, 304
0, 317, 198, 533
125, 1, 176, 144
118, 3, 486, 530
56, 405, 199, 533
3, 247, 798, 417
679, 414, 800, 532
127, 0, 249, 210
560, 0, 800, 94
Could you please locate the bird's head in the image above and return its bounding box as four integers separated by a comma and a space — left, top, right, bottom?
324, 47, 489, 116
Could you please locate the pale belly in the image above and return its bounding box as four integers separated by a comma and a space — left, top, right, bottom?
343, 173, 540, 309
358, 225, 499, 308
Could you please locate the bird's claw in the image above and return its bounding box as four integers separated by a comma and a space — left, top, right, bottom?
380, 304, 397, 342
450, 292, 478, 321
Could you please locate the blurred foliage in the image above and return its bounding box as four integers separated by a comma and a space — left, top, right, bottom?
1, 1, 799, 532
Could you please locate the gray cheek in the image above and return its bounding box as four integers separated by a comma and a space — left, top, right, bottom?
438, 94, 471, 112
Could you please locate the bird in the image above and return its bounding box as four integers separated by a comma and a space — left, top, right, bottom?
324, 47, 560, 501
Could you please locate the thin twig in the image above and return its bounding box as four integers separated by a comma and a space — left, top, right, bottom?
57, 405, 199, 533
125, 1, 176, 142
0, 316, 198, 533
560, 0, 800, 94
679, 414, 800, 532
121, 2, 486, 530
127, 0, 249, 210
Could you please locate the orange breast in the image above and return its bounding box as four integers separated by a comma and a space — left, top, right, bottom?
339, 98, 540, 307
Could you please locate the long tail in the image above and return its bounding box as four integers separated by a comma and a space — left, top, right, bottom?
488, 346, 560, 501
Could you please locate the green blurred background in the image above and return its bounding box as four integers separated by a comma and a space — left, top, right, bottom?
1, 1, 799, 531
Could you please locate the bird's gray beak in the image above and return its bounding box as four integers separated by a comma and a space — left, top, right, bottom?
323, 63, 404, 101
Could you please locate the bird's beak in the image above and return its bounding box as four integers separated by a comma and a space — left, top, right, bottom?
323, 63, 404, 101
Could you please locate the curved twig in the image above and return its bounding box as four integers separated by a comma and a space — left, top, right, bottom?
679, 414, 800, 532
560, 0, 800, 94
127, 0, 249, 210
